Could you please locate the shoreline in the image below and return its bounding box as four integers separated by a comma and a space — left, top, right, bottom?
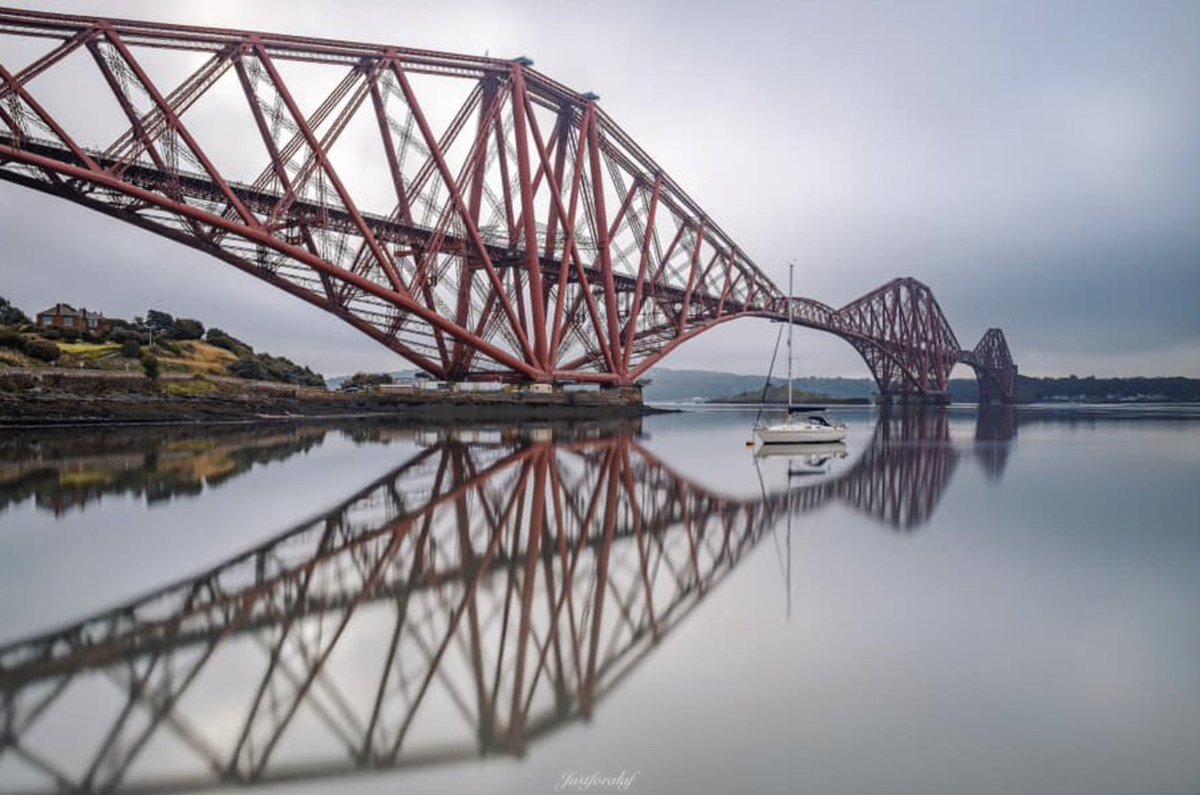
0, 370, 669, 427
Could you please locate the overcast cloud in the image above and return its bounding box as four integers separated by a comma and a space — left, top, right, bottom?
1, 0, 1197, 377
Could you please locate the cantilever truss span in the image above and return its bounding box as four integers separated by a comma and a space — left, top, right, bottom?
0, 7, 1016, 399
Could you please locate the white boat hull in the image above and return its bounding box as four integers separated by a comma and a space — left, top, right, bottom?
756, 424, 847, 444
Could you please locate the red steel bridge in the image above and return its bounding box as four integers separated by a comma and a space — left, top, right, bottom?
0, 7, 1017, 401
0, 411, 1013, 792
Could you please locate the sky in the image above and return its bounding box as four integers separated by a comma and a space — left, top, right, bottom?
1, 0, 1198, 378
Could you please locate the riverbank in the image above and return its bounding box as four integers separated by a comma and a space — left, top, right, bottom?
0, 370, 663, 426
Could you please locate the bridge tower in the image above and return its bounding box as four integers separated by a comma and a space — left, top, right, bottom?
829, 278, 961, 404
962, 328, 1018, 403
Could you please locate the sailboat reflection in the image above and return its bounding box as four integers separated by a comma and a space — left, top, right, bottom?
754, 407, 1016, 529
0, 409, 1015, 793
755, 441, 848, 476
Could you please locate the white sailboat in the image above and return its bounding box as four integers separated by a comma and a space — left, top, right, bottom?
755, 262, 848, 445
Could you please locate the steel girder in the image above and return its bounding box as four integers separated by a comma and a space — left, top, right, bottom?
758, 278, 966, 400
0, 7, 775, 385
0, 7, 1015, 396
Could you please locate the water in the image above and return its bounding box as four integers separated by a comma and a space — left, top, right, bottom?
0, 406, 1197, 795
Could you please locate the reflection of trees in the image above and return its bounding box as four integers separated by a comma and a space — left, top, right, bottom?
0, 409, 1015, 793
0, 426, 331, 515
0, 420, 652, 516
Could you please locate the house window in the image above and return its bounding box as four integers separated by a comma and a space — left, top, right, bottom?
87, 318, 99, 329
62, 316, 75, 328
39, 315, 53, 326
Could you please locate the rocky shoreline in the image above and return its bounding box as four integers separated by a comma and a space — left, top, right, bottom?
0, 370, 666, 426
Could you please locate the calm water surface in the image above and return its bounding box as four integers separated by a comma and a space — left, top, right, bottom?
0, 406, 1197, 795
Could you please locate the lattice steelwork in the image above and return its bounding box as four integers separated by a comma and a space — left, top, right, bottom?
0, 7, 1015, 399
960, 328, 1018, 403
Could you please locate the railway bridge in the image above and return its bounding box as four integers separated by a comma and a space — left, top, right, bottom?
0, 7, 1017, 401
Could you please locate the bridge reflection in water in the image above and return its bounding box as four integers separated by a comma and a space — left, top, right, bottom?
0, 409, 1014, 793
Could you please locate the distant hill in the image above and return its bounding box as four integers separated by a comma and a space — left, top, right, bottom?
641, 368, 875, 402
642, 367, 1200, 404
710, 385, 870, 405
318, 364, 1200, 404
1014, 375, 1200, 403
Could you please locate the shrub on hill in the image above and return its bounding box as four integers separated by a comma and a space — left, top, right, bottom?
228, 352, 324, 387
255, 353, 325, 387
205, 327, 253, 357
110, 328, 148, 345
229, 356, 269, 381
141, 353, 160, 380
23, 338, 62, 363
0, 330, 62, 363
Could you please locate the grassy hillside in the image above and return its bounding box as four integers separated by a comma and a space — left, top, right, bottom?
3, 336, 248, 376
0, 314, 324, 387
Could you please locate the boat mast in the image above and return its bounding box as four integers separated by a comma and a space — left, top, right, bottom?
787, 481, 793, 619
786, 261, 794, 411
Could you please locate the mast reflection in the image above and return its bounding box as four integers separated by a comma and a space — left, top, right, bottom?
0, 409, 1015, 793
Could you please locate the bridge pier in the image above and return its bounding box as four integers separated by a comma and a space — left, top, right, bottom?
599, 382, 645, 404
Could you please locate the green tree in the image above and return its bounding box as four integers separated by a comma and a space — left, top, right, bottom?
141, 353, 161, 380
120, 339, 142, 359
205, 327, 253, 357
228, 356, 268, 381
0, 295, 30, 327
171, 318, 205, 340
146, 310, 175, 336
